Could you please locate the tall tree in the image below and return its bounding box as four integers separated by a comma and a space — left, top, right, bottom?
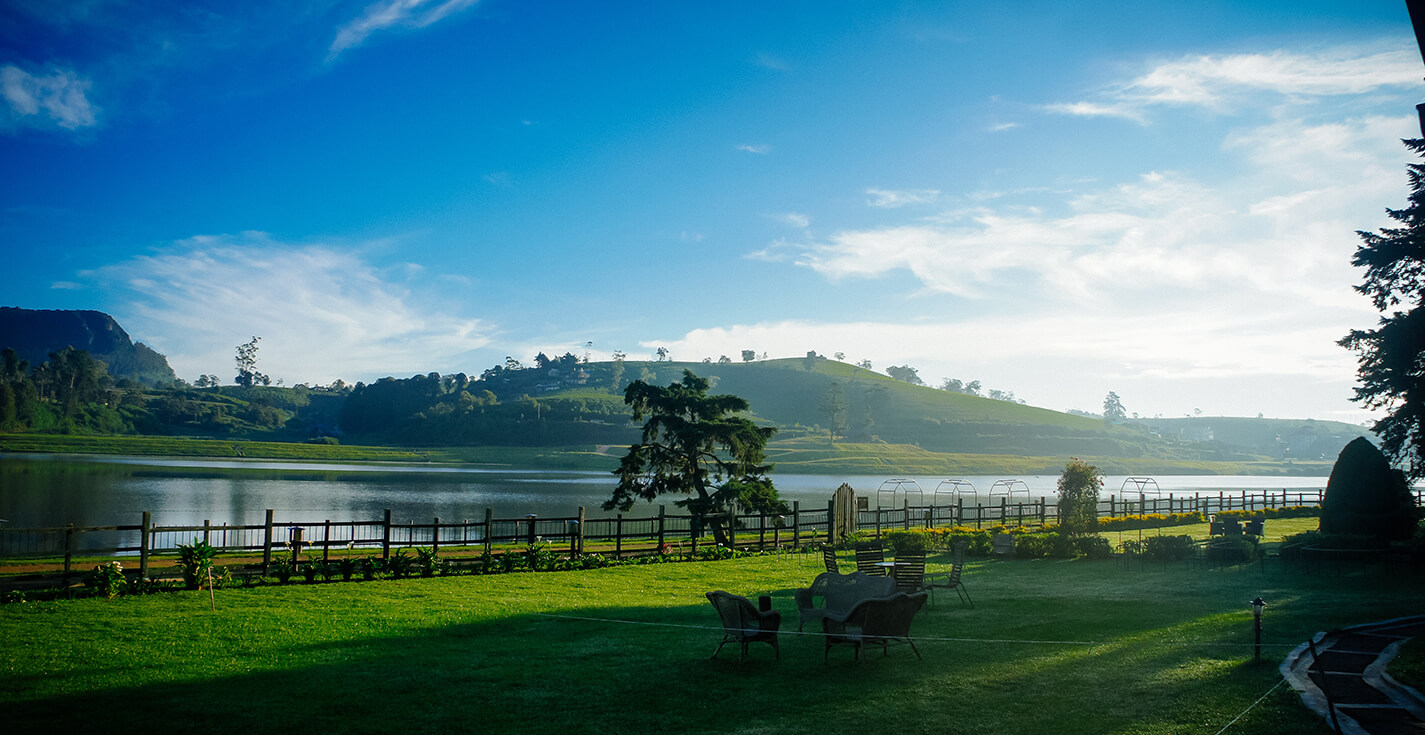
740, 349, 757, 362
234, 336, 269, 387
1056, 458, 1102, 538
604, 370, 783, 546
1103, 391, 1126, 422
1340, 139, 1425, 481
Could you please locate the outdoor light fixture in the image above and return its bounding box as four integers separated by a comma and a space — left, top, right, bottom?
1250, 597, 1267, 661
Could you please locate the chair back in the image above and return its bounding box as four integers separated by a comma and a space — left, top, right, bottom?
854, 592, 928, 638
893, 551, 926, 591
854, 541, 886, 574
822, 546, 840, 573
706, 591, 758, 633
947, 542, 966, 584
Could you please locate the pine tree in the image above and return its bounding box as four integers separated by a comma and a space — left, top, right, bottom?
1339, 139, 1425, 481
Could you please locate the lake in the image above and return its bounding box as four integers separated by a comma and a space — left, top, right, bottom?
0, 453, 1337, 529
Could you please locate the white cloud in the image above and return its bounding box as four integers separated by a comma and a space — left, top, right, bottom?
866, 188, 941, 209
329, 0, 480, 60
87, 233, 494, 384
772, 212, 810, 228
735, 143, 771, 154
1048, 47, 1420, 121
1, 65, 97, 132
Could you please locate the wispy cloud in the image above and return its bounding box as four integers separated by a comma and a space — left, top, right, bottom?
735, 143, 771, 154
752, 52, 789, 71
87, 233, 493, 383
329, 0, 480, 61
0, 65, 97, 132
865, 188, 940, 209
1047, 47, 1419, 122
771, 212, 810, 228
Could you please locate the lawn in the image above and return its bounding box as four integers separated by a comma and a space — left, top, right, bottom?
0, 550, 1415, 734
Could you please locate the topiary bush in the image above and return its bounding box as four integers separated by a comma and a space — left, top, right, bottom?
1321, 437, 1419, 541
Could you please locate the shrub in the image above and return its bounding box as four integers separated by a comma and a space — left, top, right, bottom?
1143, 535, 1196, 562
1206, 536, 1258, 564
415, 547, 439, 577
359, 555, 379, 581
884, 530, 932, 555
176, 537, 219, 590
306, 436, 339, 445
525, 543, 556, 572
273, 556, 296, 583
1074, 535, 1113, 559
385, 549, 415, 578
83, 561, 127, 599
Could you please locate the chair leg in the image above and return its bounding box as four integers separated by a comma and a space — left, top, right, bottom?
739, 642, 748, 662
711, 639, 727, 660
908, 639, 922, 660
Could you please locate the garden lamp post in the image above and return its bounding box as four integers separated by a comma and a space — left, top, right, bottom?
1250, 597, 1267, 661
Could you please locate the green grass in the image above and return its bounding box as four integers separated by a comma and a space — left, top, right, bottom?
0, 433, 427, 462
1, 550, 1411, 734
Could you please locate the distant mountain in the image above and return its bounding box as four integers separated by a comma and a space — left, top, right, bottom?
0, 307, 177, 386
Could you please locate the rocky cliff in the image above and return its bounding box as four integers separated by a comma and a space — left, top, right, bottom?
0, 307, 177, 385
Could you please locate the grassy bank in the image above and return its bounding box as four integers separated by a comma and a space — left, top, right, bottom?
0, 551, 1410, 734
1, 432, 1334, 476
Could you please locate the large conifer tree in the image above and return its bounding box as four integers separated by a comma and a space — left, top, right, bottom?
1340, 139, 1425, 481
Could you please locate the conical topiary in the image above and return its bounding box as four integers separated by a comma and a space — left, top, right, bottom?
1320, 437, 1418, 541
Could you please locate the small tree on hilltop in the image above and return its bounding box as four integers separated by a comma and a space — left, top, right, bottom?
604, 370, 785, 547
1057, 458, 1102, 538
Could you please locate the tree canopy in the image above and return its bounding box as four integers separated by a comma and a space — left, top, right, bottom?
1340, 138, 1425, 481
604, 369, 783, 546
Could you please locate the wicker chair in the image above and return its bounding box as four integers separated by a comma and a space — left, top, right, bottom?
822, 545, 840, 574
892, 551, 927, 593
706, 591, 780, 662
854, 541, 886, 575
822, 591, 929, 661
926, 543, 973, 607
794, 571, 897, 631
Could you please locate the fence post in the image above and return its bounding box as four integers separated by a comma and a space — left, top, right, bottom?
577, 506, 586, 554
203, 519, 211, 546
792, 500, 800, 549
903, 499, 910, 530
975, 503, 983, 529
62, 524, 75, 585
827, 499, 837, 545
875, 506, 882, 539
483, 508, 493, 554
657, 505, 666, 550
615, 514, 623, 559
139, 511, 151, 580
323, 520, 331, 563
432, 517, 440, 554
381, 509, 391, 561
263, 509, 275, 575
759, 510, 766, 550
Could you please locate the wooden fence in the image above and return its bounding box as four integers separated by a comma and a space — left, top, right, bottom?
0, 487, 1349, 583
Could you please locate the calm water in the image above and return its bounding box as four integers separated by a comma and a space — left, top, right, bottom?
0, 453, 1336, 529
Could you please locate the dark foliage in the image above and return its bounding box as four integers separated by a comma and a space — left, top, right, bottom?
1320, 437, 1418, 541
1340, 139, 1425, 481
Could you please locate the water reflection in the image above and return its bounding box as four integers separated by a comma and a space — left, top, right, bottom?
0, 453, 1335, 529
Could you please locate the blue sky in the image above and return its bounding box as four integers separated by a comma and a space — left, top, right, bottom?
0, 0, 1418, 423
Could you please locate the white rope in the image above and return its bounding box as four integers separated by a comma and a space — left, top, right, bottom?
1213, 677, 1288, 735
534, 612, 1301, 648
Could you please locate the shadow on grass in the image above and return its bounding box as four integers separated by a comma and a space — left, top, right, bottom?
1, 558, 1409, 735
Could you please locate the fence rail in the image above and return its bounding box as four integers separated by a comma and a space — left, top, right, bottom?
0, 487, 1356, 583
